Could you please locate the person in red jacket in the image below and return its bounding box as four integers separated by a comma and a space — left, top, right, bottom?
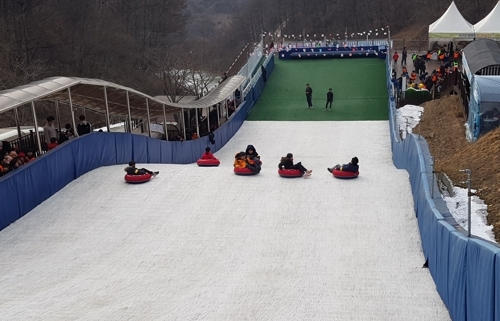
47, 137, 58, 150
392, 52, 399, 64
200, 147, 218, 160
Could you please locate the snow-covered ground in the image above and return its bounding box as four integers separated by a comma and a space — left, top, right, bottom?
397, 104, 495, 243
0, 121, 450, 320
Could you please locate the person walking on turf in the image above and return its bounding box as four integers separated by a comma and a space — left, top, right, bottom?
305, 84, 313, 108
325, 88, 333, 111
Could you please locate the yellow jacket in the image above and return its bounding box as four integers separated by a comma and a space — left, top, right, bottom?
234, 159, 247, 168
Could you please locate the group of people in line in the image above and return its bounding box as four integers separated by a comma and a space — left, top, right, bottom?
0, 142, 36, 177
391, 46, 461, 95
305, 84, 335, 111
43, 115, 92, 151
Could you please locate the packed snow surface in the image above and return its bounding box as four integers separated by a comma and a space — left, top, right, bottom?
0, 121, 450, 320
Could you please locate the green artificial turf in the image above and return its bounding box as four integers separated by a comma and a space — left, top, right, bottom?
246, 58, 389, 121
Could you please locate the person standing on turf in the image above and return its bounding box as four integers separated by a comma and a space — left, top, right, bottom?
305, 84, 313, 108
325, 88, 333, 111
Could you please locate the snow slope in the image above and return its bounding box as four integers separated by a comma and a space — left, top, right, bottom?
0, 121, 450, 320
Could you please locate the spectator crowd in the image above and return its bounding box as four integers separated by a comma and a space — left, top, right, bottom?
391, 46, 461, 98
0, 114, 92, 177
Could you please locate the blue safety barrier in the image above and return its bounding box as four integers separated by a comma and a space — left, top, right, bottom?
386, 49, 500, 320
0, 55, 275, 231
279, 46, 386, 60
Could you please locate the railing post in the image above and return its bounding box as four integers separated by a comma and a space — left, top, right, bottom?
162, 104, 168, 140
55, 100, 62, 132
145, 98, 151, 138
195, 108, 200, 138
13, 107, 22, 141
181, 107, 186, 140
31, 101, 43, 155
459, 169, 473, 237
126, 91, 133, 133
103, 87, 111, 132
68, 88, 77, 137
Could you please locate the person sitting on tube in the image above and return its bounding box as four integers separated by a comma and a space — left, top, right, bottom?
328, 157, 359, 173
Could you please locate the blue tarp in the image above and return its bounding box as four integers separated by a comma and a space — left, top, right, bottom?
278, 46, 387, 60
387, 51, 500, 320
467, 75, 500, 141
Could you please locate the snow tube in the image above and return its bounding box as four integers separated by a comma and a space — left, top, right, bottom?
278, 169, 304, 178
332, 169, 359, 179
124, 173, 152, 184
197, 159, 220, 167
234, 167, 259, 176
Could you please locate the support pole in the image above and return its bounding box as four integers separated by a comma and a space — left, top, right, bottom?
181, 107, 186, 140
430, 156, 435, 197
195, 108, 200, 138
162, 104, 168, 140
224, 98, 228, 120
13, 107, 22, 140
31, 101, 42, 154
103, 86, 111, 132
145, 98, 152, 138
207, 107, 211, 133
466, 169, 472, 238
68, 88, 78, 137
460, 169, 472, 237
126, 91, 133, 133
55, 100, 62, 132
418, 111, 423, 140
216, 104, 220, 128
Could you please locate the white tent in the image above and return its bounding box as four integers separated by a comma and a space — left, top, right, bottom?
428, 1, 475, 42
474, 1, 500, 39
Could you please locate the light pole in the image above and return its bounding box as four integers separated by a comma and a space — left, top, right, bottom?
459, 169, 473, 237
388, 25, 391, 49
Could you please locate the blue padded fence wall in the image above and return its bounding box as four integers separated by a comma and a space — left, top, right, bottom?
0, 55, 275, 232
386, 55, 500, 321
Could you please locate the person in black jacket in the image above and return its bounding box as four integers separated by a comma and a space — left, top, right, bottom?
325, 88, 333, 111
124, 161, 159, 176
245, 144, 261, 165
279, 153, 312, 176
305, 84, 313, 108
328, 157, 359, 173
77, 115, 92, 136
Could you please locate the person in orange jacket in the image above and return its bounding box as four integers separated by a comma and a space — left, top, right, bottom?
200, 147, 218, 160
234, 151, 260, 173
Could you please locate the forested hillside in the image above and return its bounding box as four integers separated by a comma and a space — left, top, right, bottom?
1, 0, 498, 97
236, 0, 498, 40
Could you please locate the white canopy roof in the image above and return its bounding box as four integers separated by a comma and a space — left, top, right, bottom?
474, 1, 500, 37
0, 76, 246, 119
429, 1, 474, 41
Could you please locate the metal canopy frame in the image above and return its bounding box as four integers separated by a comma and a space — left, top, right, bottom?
0, 76, 247, 120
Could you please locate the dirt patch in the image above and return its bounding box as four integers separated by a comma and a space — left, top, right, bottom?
414, 95, 500, 241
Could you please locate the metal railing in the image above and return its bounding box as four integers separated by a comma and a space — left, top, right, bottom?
9, 130, 47, 154
242, 48, 274, 97
280, 39, 390, 48
226, 43, 251, 78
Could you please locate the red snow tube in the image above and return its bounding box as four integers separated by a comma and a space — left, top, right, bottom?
124, 173, 152, 184
197, 159, 220, 167
332, 169, 359, 179
278, 169, 304, 178
234, 167, 259, 175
